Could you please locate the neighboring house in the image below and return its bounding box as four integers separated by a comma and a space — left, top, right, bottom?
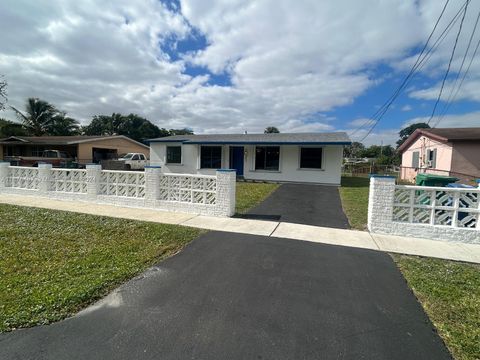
0, 135, 150, 164
398, 127, 480, 182
148, 132, 351, 184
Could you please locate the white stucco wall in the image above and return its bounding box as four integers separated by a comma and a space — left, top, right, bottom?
368, 176, 480, 244
150, 143, 343, 184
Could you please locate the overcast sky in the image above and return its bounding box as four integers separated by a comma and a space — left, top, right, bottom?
1, 0, 480, 145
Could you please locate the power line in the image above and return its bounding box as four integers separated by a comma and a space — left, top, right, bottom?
350, 0, 464, 136
350, 0, 472, 142
427, 0, 470, 125
434, 8, 480, 127
358, 0, 470, 141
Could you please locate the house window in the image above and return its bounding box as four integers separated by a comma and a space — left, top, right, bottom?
255, 146, 280, 171
300, 147, 323, 169
427, 148, 437, 168
31, 146, 45, 157
412, 151, 420, 168
200, 146, 222, 169
166, 146, 181, 164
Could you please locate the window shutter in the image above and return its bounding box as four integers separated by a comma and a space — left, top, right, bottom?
432, 149, 437, 169
412, 151, 419, 168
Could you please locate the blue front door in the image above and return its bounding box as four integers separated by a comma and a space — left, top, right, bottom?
230, 146, 244, 176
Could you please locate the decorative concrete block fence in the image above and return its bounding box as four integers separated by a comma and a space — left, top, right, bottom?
368, 175, 480, 244
0, 163, 236, 217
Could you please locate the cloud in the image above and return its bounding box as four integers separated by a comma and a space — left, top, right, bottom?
401, 105, 412, 111
346, 127, 400, 146
402, 111, 480, 128
347, 118, 373, 127
405, 0, 480, 103
0, 0, 478, 135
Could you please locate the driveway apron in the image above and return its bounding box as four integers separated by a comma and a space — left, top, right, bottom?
0, 232, 451, 360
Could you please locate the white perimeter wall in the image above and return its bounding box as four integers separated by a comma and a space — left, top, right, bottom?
150, 143, 343, 184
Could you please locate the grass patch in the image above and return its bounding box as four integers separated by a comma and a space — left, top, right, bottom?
235, 182, 279, 214
0, 204, 201, 332
393, 255, 480, 360
339, 176, 369, 230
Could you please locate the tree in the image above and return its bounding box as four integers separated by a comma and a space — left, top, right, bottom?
396, 122, 430, 148
118, 114, 170, 141
48, 112, 80, 136
169, 128, 194, 136
83, 113, 171, 142
11, 98, 57, 136
0, 118, 28, 137
11, 98, 79, 136
264, 126, 280, 134
0, 75, 7, 111
83, 113, 123, 136
343, 141, 365, 158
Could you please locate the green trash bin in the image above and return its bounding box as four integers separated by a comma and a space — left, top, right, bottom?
415, 173, 458, 187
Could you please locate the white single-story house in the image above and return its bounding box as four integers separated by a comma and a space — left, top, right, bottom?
148, 132, 351, 184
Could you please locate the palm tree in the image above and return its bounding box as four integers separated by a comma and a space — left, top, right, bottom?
48, 112, 80, 136
11, 98, 57, 136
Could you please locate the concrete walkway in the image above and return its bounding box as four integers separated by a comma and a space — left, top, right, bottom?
1, 194, 480, 264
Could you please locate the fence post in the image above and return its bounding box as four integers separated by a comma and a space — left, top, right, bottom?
144, 166, 161, 207
0, 162, 9, 191
367, 175, 396, 233
86, 164, 102, 200
215, 169, 236, 217
37, 163, 52, 194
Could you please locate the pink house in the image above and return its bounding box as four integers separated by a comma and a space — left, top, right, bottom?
398, 127, 480, 183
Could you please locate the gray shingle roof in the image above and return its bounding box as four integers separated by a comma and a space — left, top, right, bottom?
149, 132, 351, 145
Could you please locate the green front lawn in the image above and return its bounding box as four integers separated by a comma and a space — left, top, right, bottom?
0, 204, 201, 332
339, 176, 369, 230
235, 181, 279, 214
394, 255, 480, 360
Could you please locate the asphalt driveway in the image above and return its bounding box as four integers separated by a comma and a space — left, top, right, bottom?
244, 183, 350, 228
0, 232, 450, 360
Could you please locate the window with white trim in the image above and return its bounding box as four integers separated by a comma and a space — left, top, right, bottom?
427, 148, 437, 168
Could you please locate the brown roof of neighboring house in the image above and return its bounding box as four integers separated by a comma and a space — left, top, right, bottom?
398, 127, 480, 152
0, 135, 149, 148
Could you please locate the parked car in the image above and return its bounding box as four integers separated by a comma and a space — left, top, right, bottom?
117, 153, 149, 170
11, 150, 77, 167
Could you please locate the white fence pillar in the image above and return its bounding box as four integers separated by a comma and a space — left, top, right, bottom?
145, 166, 162, 207
0, 162, 9, 190
367, 175, 396, 233
86, 164, 102, 200
37, 163, 52, 194
215, 169, 236, 217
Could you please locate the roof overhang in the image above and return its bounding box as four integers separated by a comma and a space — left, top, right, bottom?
397, 129, 448, 153
149, 140, 351, 146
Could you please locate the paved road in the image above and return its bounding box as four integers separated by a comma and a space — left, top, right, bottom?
0, 232, 451, 360
243, 183, 350, 228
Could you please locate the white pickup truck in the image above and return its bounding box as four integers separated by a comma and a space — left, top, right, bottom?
117, 153, 149, 170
